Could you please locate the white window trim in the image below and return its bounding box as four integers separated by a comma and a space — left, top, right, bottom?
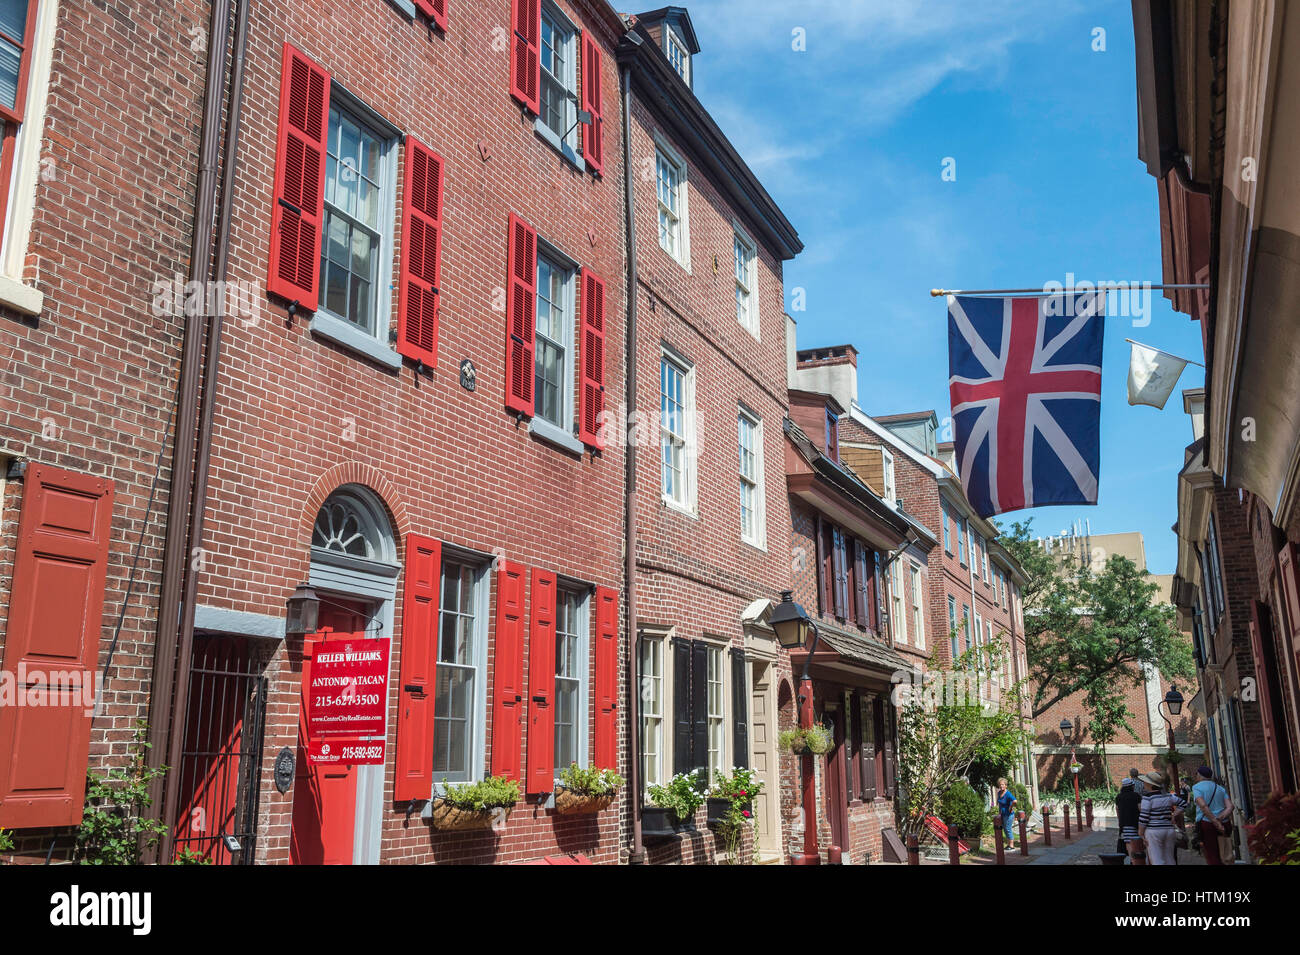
310, 88, 400, 366
534, 0, 585, 171
660, 344, 697, 516
881, 448, 896, 505
552, 585, 590, 780
910, 561, 926, 649
653, 132, 690, 272
665, 23, 691, 86
732, 220, 759, 338
430, 553, 491, 789
529, 239, 584, 454
890, 558, 906, 644
701, 636, 730, 782
638, 626, 673, 793
0, 0, 57, 315
738, 404, 766, 550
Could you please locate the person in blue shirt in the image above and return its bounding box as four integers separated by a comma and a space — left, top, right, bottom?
1191, 765, 1234, 865
996, 778, 1018, 847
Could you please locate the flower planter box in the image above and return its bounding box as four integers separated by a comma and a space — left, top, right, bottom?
642, 806, 696, 839
430, 799, 513, 832
707, 797, 754, 828
554, 787, 616, 816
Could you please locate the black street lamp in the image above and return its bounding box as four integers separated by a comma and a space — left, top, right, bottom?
1159, 685, 1184, 788
769, 591, 823, 866
285, 582, 320, 637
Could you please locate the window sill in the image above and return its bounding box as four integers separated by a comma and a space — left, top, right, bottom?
741, 536, 767, 553
529, 416, 585, 455
309, 311, 402, 371
386, 0, 416, 17
533, 118, 586, 173
661, 498, 698, 520
0, 273, 43, 316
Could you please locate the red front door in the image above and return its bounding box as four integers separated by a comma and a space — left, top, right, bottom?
290, 600, 370, 865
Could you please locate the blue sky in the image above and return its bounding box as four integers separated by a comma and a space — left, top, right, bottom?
683, 0, 1205, 574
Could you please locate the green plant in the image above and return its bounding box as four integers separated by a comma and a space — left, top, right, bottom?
778, 723, 832, 755
75, 722, 168, 865
1008, 781, 1033, 817
1039, 785, 1118, 806
1163, 749, 1184, 765
708, 767, 764, 865
1248, 791, 1300, 864
0, 827, 12, 857
439, 775, 521, 811
557, 764, 624, 796
172, 847, 213, 865
939, 780, 990, 846
647, 770, 705, 821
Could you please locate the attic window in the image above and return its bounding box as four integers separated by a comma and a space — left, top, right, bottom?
665, 25, 690, 84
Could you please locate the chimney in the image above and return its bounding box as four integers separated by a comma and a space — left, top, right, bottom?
792, 344, 858, 414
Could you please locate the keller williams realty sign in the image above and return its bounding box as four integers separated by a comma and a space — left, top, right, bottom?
304, 637, 390, 764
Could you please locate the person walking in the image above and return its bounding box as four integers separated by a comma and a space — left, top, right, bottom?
1191, 765, 1235, 865
1137, 771, 1185, 865
996, 778, 1018, 848
1116, 775, 1145, 863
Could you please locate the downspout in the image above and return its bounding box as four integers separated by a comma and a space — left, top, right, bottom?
620, 53, 645, 865
147, 0, 235, 813
159, 0, 251, 858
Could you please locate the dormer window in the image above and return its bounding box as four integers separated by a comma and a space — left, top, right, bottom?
825, 410, 839, 462
665, 25, 690, 85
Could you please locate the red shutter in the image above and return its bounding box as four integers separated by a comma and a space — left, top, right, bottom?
581, 33, 604, 175
505, 214, 537, 416
394, 534, 440, 802
414, 0, 447, 31
0, 465, 113, 828
526, 568, 557, 792
578, 268, 606, 448
492, 560, 526, 780
593, 586, 619, 769
396, 137, 444, 367
509, 0, 540, 113
266, 43, 330, 308
853, 541, 868, 627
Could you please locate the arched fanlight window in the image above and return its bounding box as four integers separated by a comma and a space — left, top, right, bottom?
310, 485, 395, 564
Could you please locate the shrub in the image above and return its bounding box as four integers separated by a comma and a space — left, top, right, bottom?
940, 780, 991, 844
0, 828, 12, 854
1009, 781, 1033, 817
1249, 791, 1300, 864
439, 775, 521, 811
647, 770, 706, 821
75, 722, 168, 865
558, 764, 624, 796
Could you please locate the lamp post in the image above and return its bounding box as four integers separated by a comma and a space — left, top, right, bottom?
1158, 685, 1184, 789
1061, 717, 1081, 818
285, 582, 320, 637
770, 590, 822, 866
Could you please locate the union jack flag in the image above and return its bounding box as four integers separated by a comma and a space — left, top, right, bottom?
947, 292, 1104, 518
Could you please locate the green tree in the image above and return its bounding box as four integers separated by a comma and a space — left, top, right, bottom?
1084, 682, 1136, 792
996, 520, 1194, 720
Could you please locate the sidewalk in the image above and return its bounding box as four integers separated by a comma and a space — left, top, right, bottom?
960, 814, 1207, 866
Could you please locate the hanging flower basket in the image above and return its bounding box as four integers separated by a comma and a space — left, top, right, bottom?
554, 787, 616, 816
430, 799, 513, 832
778, 723, 832, 756
1070, 762, 1083, 775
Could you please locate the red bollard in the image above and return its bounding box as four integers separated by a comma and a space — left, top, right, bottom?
1085, 798, 1094, 828
1063, 806, 1072, 840
1042, 807, 1052, 846
994, 817, 1005, 864
906, 834, 920, 866
948, 825, 961, 865
1076, 801, 1084, 831
1018, 811, 1029, 856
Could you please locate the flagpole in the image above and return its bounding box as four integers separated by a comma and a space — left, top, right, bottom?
1125, 338, 1205, 368
929, 284, 1208, 297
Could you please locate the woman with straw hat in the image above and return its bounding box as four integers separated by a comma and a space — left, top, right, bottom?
1137, 771, 1186, 865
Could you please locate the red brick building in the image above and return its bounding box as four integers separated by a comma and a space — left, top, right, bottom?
619, 7, 802, 865
0, 0, 212, 856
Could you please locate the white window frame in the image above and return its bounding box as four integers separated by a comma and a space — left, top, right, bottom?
0, 0, 54, 316
660, 346, 697, 514
941, 503, 952, 553
947, 595, 958, 658
703, 639, 728, 782
535, 0, 584, 169
909, 561, 925, 649
552, 584, 589, 778
881, 448, 896, 505
432, 553, 490, 785
738, 405, 766, 548
529, 240, 583, 453
890, 558, 905, 644
665, 23, 690, 85
971, 533, 982, 579
638, 628, 671, 790
654, 134, 690, 270
732, 222, 758, 337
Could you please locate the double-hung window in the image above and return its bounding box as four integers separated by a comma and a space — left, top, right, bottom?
665, 24, 690, 84
0, 0, 37, 252
971, 534, 981, 579
733, 227, 758, 335
639, 635, 665, 787
435, 558, 487, 782
738, 408, 765, 546
890, 559, 905, 642
553, 587, 587, 771
942, 504, 952, 553
962, 604, 971, 652
538, 3, 581, 161
534, 249, 574, 431
656, 141, 688, 267
881, 449, 896, 505
957, 517, 967, 566
948, 595, 958, 658
705, 643, 726, 779
660, 351, 695, 511
910, 563, 925, 648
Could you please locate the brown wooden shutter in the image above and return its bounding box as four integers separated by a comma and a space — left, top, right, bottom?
859, 694, 876, 800
393, 534, 441, 802
0, 465, 113, 828
266, 43, 330, 308
1248, 599, 1286, 793
831, 526, 848, 619
853, 540, 869, 626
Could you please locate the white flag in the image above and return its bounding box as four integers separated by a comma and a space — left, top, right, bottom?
1126, 341, 1187, 409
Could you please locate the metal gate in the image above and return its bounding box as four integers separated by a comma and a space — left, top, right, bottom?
172, 634, 268, 864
